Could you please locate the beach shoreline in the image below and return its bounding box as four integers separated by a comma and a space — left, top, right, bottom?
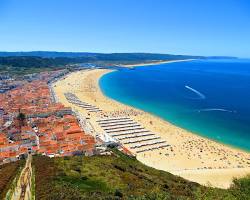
99, 72, 250, 155
121, 59, 197, 68
53, 67, 250, 189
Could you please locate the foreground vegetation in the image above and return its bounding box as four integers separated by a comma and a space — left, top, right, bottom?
0, 160, 25, 199
33, 149, 250, 200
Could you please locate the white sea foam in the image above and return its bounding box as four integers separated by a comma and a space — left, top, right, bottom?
185, 85, 206, 99
198, 108, 236, 113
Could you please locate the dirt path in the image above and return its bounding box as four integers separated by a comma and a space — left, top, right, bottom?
11, 154, 33, 200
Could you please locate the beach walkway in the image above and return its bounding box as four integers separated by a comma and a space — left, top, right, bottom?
65, 92, 169, 154
65, 92, 102, 113
96, 117, 170, 153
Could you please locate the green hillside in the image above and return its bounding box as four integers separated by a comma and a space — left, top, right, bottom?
33, 149, 250, 200
0, 160, 25, 199
0, 53, 200, 76
0, 52, 236, 76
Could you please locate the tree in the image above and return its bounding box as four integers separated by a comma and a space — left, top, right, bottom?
17, 112, 26, 127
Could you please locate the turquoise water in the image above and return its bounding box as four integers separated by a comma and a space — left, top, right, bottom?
99, 59, 250, 152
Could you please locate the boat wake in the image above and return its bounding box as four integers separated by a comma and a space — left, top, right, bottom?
185, 85, 206, 99
198, 108, 237, 113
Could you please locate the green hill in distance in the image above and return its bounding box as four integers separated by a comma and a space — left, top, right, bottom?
0, 51, 205, 59
0, 53, 202, 76
0, 51, 238, 59
0, 52, 238, 76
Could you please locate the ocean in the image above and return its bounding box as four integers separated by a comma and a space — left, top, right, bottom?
99, 59, 250, 152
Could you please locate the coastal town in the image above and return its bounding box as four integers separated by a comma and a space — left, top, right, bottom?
1, 66, 250, 190
0, 69, 96, 164
1, 66, 146, 166
2, 0, 250, 198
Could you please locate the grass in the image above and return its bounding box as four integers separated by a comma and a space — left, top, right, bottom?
0, 160, 25, 199
31, 165, 36, 200
32, 149, 250, 200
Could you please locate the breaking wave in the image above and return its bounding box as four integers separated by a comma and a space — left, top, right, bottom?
198, 108, 237, 113
185, 85, 206, 99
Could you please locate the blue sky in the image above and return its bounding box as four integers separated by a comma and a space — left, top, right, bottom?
0, 0, 250, 57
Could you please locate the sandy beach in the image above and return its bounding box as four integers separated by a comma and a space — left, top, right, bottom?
53, 68, 250, 189
122, 59, 196, 68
